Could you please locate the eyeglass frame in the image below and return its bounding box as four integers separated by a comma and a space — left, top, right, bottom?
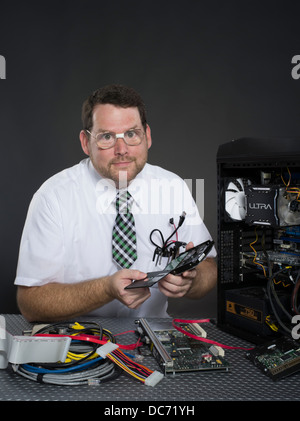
84, 128, 145, 150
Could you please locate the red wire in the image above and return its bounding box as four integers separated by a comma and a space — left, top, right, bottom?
34, 333, 142, 351
113, 329, 135, 336
165, 223, 179, 247
35, 318, 254, 352
172, 318, 254, 351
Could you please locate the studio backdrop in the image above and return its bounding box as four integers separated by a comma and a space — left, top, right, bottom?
1, 0, 300, 316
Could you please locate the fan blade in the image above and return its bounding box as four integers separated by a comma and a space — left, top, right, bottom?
225, 178, 248, 221
227, 182, 240, 192
225, 192, 246, 220
225, 198, 236, 215
236, 178, 245, 191
225, 191, 238, 202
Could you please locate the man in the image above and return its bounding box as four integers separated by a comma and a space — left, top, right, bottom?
15, 84, 217, 322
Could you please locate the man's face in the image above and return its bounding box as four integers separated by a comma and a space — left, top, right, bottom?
80, 104, 152, 187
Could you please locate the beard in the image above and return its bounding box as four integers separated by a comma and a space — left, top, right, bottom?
91, 153, 148, 188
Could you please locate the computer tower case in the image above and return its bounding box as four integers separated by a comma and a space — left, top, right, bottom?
217, 138, 300, 343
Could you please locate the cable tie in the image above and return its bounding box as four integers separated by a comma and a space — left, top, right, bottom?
37, 373, 45, 384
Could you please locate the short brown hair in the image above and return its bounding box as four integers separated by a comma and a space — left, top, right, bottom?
81, 84, 147, 131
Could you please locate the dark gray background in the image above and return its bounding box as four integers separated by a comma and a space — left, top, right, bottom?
1, 0, 300, 316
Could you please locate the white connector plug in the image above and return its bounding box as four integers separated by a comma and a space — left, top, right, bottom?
144, 370, 164, 387
96, 342, 119, 358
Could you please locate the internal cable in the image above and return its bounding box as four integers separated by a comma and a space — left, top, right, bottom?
16, 321, 163, 387
249, 229, 267, 277
172, 318, 254, 350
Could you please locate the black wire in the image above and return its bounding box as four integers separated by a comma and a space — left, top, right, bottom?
149, 213, 186, 256
163, 226, 180, 249
150, 228, 180, 259
19, 321, 125, 386
292, 268, 300, 314
267, 277, 292, 335
149, 229, 165, 249
262, 249, 291, 334
33, 321, 114, 343
29, 339, 99, 370
31, 321, 116, 370
270, 276, 293, 321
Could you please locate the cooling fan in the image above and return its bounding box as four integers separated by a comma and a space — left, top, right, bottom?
225, 178, 250, 221
245, 185, 300, 227
277, 187, 300, 226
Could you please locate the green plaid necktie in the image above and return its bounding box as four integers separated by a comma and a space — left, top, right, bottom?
112, 190, 137, 268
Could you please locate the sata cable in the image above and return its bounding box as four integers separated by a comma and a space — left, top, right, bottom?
35, 333, 142, 351
172, 318, 254, 351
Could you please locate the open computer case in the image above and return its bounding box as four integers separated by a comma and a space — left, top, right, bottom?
217, 138, 300, 344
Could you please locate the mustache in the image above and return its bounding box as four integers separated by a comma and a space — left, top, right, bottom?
110, 157, 135, 164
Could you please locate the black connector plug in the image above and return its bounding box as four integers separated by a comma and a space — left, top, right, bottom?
178, 211, 186, 227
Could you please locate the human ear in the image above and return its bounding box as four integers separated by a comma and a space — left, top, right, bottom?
79, 130, 90, 156
145, 124, 152, 149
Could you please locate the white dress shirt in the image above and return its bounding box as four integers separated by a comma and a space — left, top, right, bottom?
15, 158, 216, 317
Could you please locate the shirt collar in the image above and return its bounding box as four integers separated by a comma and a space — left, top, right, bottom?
88, 159, 147, 214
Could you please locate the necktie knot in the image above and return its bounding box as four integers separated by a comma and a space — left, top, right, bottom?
115, 190, 133, 214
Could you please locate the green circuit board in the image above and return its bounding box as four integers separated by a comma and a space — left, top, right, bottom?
156, 329, 229, 373
138, 319, 230, 375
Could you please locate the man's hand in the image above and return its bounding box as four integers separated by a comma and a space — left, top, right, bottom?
157, 242, 195, 298
17, 269, 152, 322
107, 269, 151, 309
158, 268, 196, 298
158, 241, 217, 299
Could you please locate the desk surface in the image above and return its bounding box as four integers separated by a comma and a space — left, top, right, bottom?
1, 314, 300, 402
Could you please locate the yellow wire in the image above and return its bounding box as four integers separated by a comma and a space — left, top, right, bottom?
281, 167, 300, 202
281, 167, 291, 187
66, 322, 151, 383
107, 353, 146, 383
265, 316, 278, 332
249, 229, 267, 277
65, 351, 99, 363
273, 278, 291, 288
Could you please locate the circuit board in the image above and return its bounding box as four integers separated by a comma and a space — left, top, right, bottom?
138, 319, 230, 375
246, 336, 300, 381
155, 328, 229, 374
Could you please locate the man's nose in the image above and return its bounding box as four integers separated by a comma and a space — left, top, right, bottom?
114, 136, 128, 154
